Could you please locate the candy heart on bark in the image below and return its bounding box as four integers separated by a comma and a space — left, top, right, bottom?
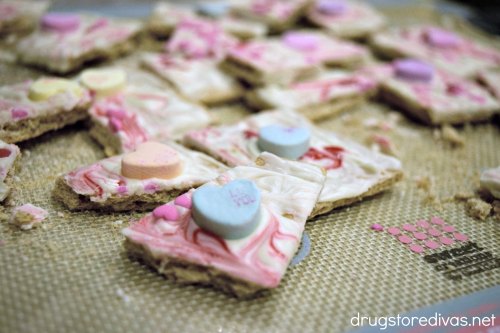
121, 142, 183, 180
258, 125, 310, 159
192, 179, 261, 239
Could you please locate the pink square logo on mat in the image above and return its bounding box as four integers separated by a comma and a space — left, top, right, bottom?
372, 217, 500, 281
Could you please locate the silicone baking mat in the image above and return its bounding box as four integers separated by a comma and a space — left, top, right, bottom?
0, 4, 499, 333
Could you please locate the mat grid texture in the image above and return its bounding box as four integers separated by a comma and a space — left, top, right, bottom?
0, 5, 499, 333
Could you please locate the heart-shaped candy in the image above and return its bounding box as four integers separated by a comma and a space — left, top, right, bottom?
425, 28, 460, 49
197, 2, 229, 17
28, 78, 84, 101
121, 142, 183, 180
283, 32, 319, 51
316, 0, 347, 15
257, 125, 310, 160
192, 179, 261, 240
394, 59, 434, 82
80, 68, 127, 97
41, 13, 81, 32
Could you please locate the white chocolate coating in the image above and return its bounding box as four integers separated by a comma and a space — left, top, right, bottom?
16, 15, 141, 72
88, 84, 210, 153
184, 110, 402, 205
63, 142, 227, 203
142, 53, 242, 104
123, 152, 325, 288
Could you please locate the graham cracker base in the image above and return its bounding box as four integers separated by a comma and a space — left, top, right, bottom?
52, 176, 185, 212
220, 59, 266, 86
88, 120, 124, 157
0, 107, 89, 143
124, 238, 267, 299
368, 37, 408, 60
1, 151, 22, 204
310, 170, 404, 218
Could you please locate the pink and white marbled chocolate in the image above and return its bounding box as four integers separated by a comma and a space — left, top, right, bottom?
123, 152, 325, 288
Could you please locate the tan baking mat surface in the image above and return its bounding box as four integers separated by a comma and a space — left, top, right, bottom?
0, 5, 499, 333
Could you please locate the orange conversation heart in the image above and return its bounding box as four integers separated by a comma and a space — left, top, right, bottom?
121, 142, 183, 180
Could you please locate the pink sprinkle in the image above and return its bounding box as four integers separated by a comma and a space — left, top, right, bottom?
425, 240, 440, 250
430, 216, 444, 225
414, 232, 427, 240
410, 244, 424, 253
11, 107, 29, 120
86, 17, 109, 34
174, 193, 192, 209
109, 118, 122, 132
153, 204, 179, 221
416, 219, 429, 228
387, 227, 400, 235
442, 225, 455, 233
144, 183, 158, 193
439, 237, 454, 245
453, 233, 468, 242
398, 235, 412, 244
117, 185, 127, 194
402, 224, 417, 232
428, 228, 442, 237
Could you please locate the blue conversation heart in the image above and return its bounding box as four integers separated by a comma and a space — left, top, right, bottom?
197, 2, 229, 18
192, 179, 261, 240
257, 125, 310, 160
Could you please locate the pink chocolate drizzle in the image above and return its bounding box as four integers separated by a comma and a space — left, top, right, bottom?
125, 191, 300, 287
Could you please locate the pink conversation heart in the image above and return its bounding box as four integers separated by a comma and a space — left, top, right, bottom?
41, 13, 81, 32
394, 59, 434, 82
425, 28, 460, 48
316, 0, 347, 15
121, 142, 183, 180
283, 32, 319, 51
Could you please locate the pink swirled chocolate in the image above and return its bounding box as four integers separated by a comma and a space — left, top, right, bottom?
166, 17, 237, 61
123, 153, 325, 288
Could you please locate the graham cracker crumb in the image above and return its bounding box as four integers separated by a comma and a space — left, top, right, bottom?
9, 204, 48, 230
465, 198, 492, 220
454, 191, 475, 201
255, 157, 265, 166
441, 125, 465, 147
415, 176, 432, 192
492, 201, 500, 221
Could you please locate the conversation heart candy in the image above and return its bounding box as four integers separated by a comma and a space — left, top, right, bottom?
425, 28, 460, 48
316, 0, 347, 15
257, 125, 310, 160
192, 179, 261, 240
41, 13, 81, 32
394, 59, 434, 82
81, 68, 127, 97
480, 166, 500, 199
197, 2, 229, 17
28, 78, 84, 101
282, 32, 319, 51
121, 142, 183, 180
